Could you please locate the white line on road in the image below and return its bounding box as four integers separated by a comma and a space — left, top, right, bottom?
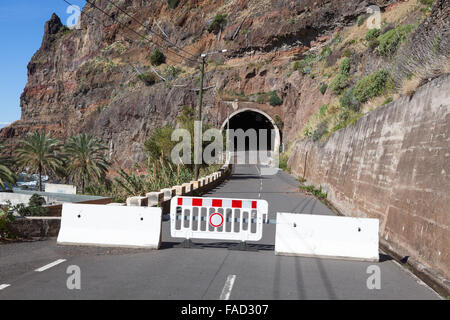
220, 275, 236, 300
0, 284, 11, 290
35, 259, 67, 272
255, 165, 263, 199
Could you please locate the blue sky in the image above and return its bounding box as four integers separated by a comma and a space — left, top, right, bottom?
0, 0, 86, 128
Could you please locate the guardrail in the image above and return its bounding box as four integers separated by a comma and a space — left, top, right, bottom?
126, 164, 232, 213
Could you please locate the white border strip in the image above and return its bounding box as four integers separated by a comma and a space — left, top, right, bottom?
35, 259, 67, 272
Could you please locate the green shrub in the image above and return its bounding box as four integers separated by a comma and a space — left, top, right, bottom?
293, 60, 307, 72
312, 122, 328, 142
167, 0, 180, 9
279, 153, 290, 172
256, 94, 266, 104
144, 125, 177, 161
319, 104, 328, 117
12, 194, 48, 217
269, 91, 283, 106
0, 204, 15, 239
368, 38, 380, 51
352, 69, 391, 103
419, 0, 435, 11
208, 14, 227, 34
382, 97, 393, 105
138, 72, 157, 85
150, 48, 166, 66
340, 87, 360, 111
330, 73, 349, 95
339, 57, 351, 75
376, 24, 416, 57
365, 28, 381, 41
342, 48, 353, 58
162, 66, 182, 81
320, 46, 332, 60
357, 15, 367, 27
299, 185, 328, 200
320, 84, 328, 95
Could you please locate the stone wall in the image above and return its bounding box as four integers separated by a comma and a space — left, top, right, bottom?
288, 75, 450, 280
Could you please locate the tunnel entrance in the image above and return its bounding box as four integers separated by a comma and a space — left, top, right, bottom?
222, 109, 280, 152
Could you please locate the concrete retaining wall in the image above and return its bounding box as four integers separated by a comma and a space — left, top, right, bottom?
288, 75, 450, 280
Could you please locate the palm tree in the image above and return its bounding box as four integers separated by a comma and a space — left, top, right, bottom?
16, 132, 62, 191
65, 134, 110, 194
0, 144, 16, 190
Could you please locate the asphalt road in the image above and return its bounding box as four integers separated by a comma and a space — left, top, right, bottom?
0, 165, 441, 300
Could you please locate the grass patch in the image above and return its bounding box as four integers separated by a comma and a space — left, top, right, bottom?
299, 184, 328, 200
279, 153, 290, 173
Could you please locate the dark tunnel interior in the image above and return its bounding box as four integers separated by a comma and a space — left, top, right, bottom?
224, 111, 276, 151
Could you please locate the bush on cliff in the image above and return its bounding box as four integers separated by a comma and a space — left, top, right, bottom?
208, 14, 227, 34
138, 72, 157, 86
330, 73, 349, 95
151, 48, 166, 66
269, 91, 283, 106
376, 24, 416, 57
167, 0, 180, 9
352, 69, 391, 103
330, 58, 351, 95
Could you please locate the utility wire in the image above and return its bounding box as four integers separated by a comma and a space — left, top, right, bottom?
103, 0, 198, 60
62, 0, 191, 87
84, 0, 199, 63
66, 0, 199, 64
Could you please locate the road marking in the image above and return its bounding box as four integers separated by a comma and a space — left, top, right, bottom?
0, 284, 11, 290
35, 259, 67, 272
255, 165, 263, 198
220, 275, 236, 300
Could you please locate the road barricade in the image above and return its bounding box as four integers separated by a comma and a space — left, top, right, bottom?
57, 203, 162, 249
170, 196, 268, 243
275, 213, 379, 261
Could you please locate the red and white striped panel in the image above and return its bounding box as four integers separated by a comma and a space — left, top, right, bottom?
170, 196, 268, 242
177, 197, 259, 210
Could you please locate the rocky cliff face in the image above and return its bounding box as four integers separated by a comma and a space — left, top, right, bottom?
0, 0, 394, 166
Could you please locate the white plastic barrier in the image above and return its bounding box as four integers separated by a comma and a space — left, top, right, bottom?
170, 196, 268, 242
275, 213, 379, 261
57, 203, 162, 249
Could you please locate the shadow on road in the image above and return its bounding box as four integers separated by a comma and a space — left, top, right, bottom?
160, 241, 275, 251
